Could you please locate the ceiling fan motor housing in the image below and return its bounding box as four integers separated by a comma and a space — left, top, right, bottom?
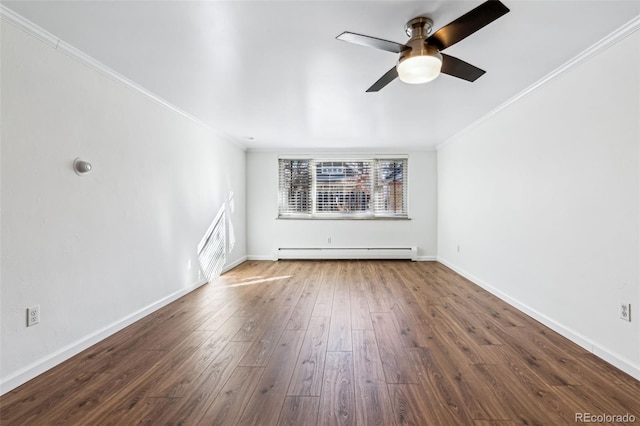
399, 17, 441, 64
399, 39, 442, 65
404, 16, 433, 37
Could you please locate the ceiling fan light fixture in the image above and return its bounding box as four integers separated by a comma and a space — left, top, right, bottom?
397, 54, 442, 84
397, 49, 442, 84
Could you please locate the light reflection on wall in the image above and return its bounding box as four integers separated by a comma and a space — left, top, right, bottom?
198, 205, 226, 281
227, 191, 236, 253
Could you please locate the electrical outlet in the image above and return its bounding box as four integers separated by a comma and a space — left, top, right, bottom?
620, 303, 631, 322
27, 305, 40, 327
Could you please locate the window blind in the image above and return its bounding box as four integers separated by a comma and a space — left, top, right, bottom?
314, 161, 372, 214
278, 157, 408, 219
278, 159, 311, 216
373, 159, 407, 216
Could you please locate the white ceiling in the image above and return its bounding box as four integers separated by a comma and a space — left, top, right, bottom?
3, 1, 639, 150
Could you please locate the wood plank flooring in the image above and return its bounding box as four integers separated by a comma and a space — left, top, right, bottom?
1, 260, 639, 425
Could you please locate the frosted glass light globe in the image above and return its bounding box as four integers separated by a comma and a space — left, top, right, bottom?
397, 54, 442, 84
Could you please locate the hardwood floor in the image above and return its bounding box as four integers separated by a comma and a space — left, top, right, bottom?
2, 260, 639, 425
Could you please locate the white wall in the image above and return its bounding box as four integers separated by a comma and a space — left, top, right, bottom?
247, 151, 437, 260
1, 21, 246, 392
438, 31, 640, 378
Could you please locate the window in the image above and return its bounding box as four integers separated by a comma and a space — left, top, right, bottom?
278, 157, 408, 219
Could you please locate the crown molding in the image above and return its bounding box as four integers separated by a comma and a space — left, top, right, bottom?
246, 146, 436, 153
0, 4, 246, 151
0, 4, 59, 47
437, 14, 640, 151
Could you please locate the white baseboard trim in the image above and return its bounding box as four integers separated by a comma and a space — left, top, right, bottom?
222, 256, 247, 273
437, 257, 640, 381
416, 256, 437, 261
0, 278, 208, 395
247, 254, 278, 261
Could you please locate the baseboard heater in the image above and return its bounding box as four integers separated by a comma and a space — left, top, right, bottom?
276, 247, 417, 261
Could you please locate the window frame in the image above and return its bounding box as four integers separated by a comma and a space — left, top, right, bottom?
277, 155, 409, 220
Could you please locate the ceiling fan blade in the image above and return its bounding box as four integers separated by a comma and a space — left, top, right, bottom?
337, 32, 409, 54
427, 0, 509, 50
366, 66, 399, 92
441, 54, 486, 82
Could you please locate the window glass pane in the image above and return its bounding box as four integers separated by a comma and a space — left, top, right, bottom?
373, 159, 407, 216
315, 161, 372, 214
278, 159, 311, 215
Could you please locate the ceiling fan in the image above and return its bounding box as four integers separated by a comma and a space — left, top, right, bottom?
336, 0, 510, 92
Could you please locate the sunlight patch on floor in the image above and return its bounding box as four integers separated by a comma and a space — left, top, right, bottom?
221, 275, 293, 288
